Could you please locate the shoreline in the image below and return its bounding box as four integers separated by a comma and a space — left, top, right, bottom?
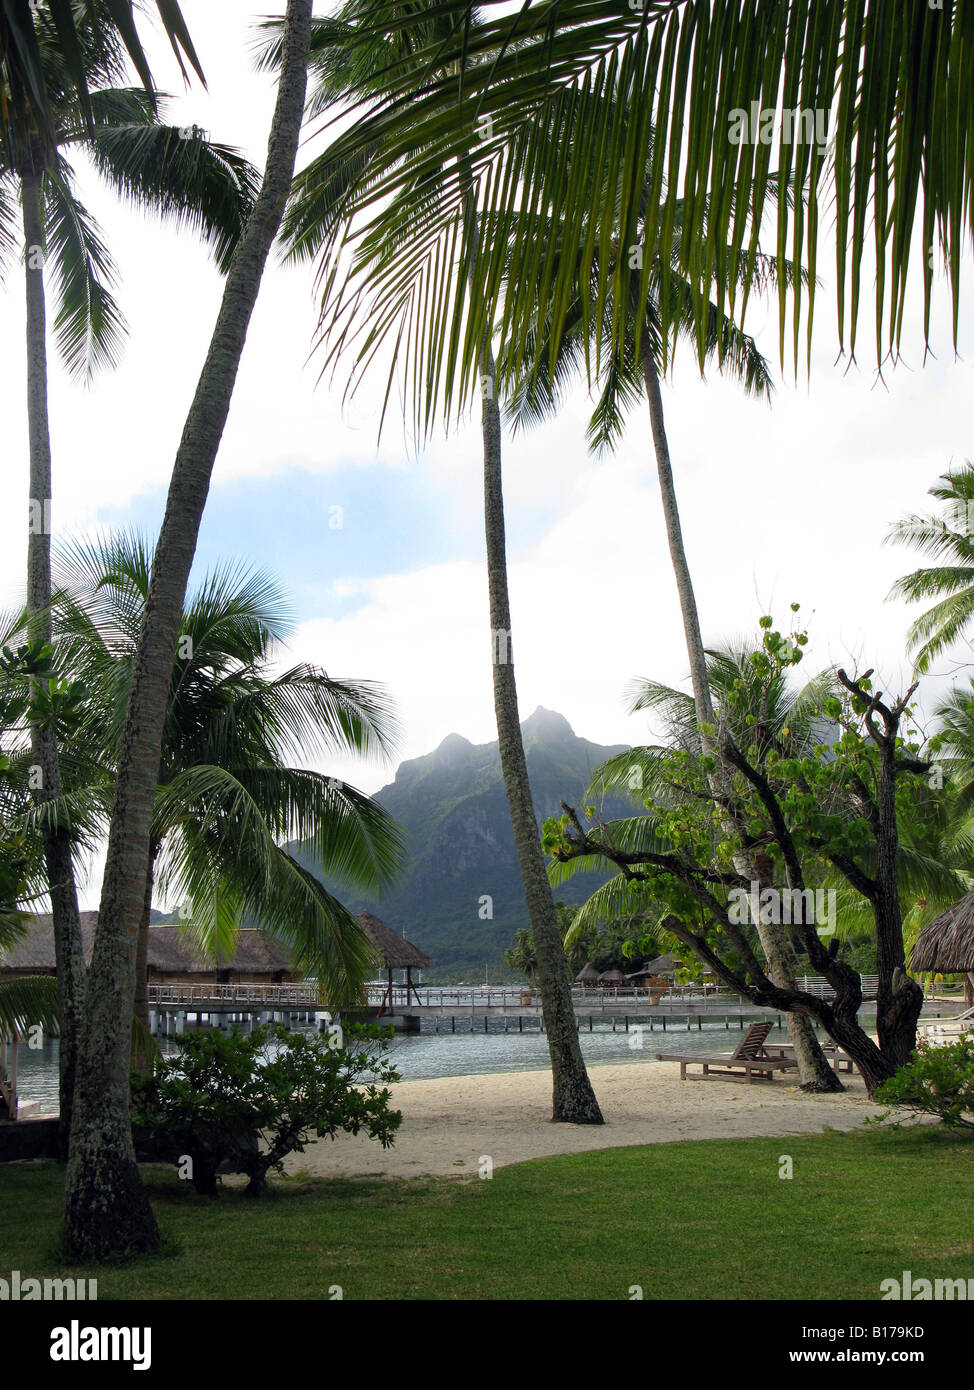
284, 1057, 883, 1183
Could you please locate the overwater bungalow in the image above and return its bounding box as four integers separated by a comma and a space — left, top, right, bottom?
356, 911, 432, 1013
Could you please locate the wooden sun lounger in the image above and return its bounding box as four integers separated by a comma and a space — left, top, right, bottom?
655, 1019, 796, 1083
920, 1004, 974, 1042
760, 1041, 856, 1074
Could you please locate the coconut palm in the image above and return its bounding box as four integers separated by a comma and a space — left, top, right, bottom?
261, 2, 604, 1123
62, 0, 314, 1262
4, 0, 260, 1152
50, 531, 404, 1031
886, 465, 974, 674
1, 0, 200, 150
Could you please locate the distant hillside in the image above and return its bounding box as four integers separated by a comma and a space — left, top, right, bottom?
295, 707, 629, 981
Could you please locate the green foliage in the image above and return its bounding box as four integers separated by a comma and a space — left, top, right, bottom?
44, 531, 405, 1002
291, 0, 973, 449
1, 4, 256, 382
547, 612, 951, 1005
130, 1023, 402, 1198
874, 1037, 974, 1133
887, 464, 974, 674
504, 926, 537, 980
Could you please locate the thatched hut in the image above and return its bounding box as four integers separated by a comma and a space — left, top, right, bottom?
0, 914, 297, 986
911, 892, 974, 1006
355, 911, 431, 1013
574, 962, 600, 986
598, 968, 626, 988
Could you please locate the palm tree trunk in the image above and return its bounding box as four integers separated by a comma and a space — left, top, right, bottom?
132, 845, 159, 1075
481, 349, 603, 1123
639, 335, 840, 1093
21, 163, 88, 1158
62, 0, 315, 1261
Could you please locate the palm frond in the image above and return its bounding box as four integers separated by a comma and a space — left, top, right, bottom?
42, 158, 127, 381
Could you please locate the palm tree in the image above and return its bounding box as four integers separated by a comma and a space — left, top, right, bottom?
62, 0, 315, 1262
297, 1, 973, 402
51, 532, 404, 1036
1, 0, 200, 150
4, 1, 260, 1153
263, 2, 604, 1123
504, 927, 537, 980
886, 464, 974, 674
498, 175, 818, 1048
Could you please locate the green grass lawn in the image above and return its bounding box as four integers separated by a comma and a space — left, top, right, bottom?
3, 1125, 972, 1300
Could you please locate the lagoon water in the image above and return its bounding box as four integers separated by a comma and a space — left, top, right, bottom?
13, 1015, 793, 1114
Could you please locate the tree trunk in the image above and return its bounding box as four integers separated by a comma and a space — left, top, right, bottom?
873, 743, 924, 1065
61, 0, 315, 1261
481, 352, 603, 1123
131, 849, 158, 1075
640, 336, 839, 1092
21, 163, 88, 1158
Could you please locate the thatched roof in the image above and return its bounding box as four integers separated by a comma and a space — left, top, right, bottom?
598, 968, 626, 984
646, 954, 679, 975
1, 914, 293, 976
911, 891, 974, 973
356, 912, 431, 970
574, 962, 600, 983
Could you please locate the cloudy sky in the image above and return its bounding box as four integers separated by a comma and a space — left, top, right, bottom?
2, 3, 972, 908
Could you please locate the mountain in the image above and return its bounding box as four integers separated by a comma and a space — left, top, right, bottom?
299, 708, 629, 981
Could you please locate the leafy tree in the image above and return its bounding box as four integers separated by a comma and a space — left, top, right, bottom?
62, 0, 315, 1263
886, 464, 974, 675
45, 531, 404, 1034
874, 1037, 974, 1133
0, 638, 83, 1042
131, 1022, 402, 1197
546, 616, 929, 1094
504, 926, 537, 980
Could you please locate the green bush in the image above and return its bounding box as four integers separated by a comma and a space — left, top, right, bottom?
131, 1022, 402, 1197
873, 1036, 974, 1132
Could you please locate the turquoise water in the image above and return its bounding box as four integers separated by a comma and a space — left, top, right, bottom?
13, 1016, 794, 1113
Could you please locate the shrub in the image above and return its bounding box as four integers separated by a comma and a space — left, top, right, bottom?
873, 1036, 974, 1132
131, 1022, 402, 1197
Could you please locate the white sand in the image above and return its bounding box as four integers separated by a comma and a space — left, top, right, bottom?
285, 1059, 882, 1182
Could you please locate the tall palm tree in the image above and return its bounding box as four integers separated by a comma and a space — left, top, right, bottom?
263, 2, 604, 1123
51, 532, 404, 1034
503, 201, 834, 1087
886, 464, 974, 674
61, 0, 315, 1262
4, 1, 260, 1153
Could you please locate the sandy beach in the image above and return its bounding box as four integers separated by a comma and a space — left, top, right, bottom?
286, 1059, 883, 1182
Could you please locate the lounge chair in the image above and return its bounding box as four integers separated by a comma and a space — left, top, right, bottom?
760, 1040, 855, 1073
655, 1019, 797, 1083
919, 1004, 974, 1044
